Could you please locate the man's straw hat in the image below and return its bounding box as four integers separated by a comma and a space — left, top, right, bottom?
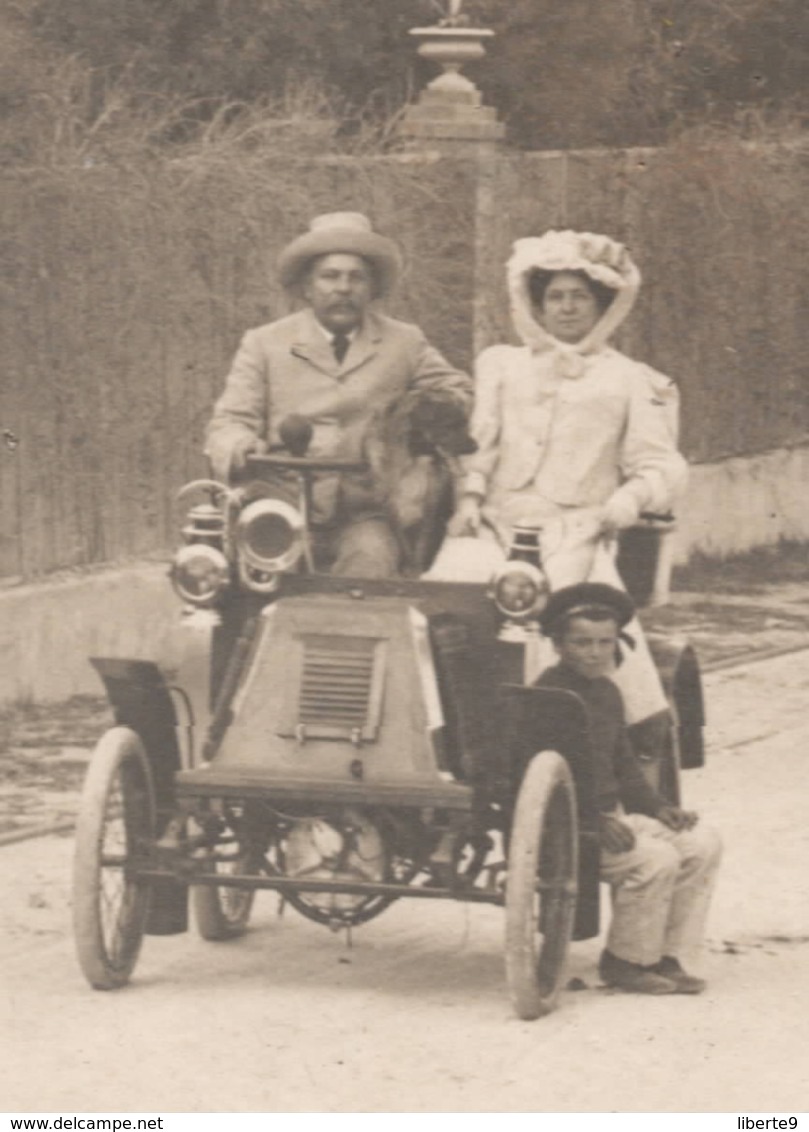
278, 212, 402, 297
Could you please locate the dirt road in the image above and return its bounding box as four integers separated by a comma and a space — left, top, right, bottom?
2, 652, 808, 1113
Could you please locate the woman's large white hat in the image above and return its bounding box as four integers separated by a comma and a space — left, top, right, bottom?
507, 229, 642, 373
278, 212, 402, 296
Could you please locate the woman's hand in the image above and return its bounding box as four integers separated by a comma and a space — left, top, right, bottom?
446, 494, 482, 537
598, 494, 640, 538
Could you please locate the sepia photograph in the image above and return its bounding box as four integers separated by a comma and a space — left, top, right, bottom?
1, 0, 807, 1117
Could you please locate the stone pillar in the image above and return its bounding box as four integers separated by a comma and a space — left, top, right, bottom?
399, 26, 505, 156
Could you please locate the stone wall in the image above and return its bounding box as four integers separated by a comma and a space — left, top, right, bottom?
0, 156, 476, 581
474, 142, 809, 465
1, 139, 807, 581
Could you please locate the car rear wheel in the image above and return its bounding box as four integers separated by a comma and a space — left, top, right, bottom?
657, 702, 682, 805
634, 709, 682, 806
505, 750, 578, 1020
193, 848, 257, 940
73, 727, 155, 989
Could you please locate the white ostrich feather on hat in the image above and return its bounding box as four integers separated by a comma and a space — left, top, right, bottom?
506, 229, 641, 374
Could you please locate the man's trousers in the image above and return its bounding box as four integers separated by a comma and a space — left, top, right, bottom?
317, 516, 401, 579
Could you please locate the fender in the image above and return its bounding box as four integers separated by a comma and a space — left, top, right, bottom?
90, 657, 189, 935
646, 635, 706, 769
498, 684, 601, 942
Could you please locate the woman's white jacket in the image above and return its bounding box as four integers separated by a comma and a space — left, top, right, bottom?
463, 342, 688, 526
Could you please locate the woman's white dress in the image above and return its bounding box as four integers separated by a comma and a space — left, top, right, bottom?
426, 342, 688, 724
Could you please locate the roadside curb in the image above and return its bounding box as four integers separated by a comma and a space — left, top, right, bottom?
0, 561, 181, 703
0, 818, 76, 848
702, 640, 809, 673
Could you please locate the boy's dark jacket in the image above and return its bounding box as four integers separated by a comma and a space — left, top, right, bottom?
536, 662, 663, 816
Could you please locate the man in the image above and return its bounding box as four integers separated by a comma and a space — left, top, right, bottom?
206, 212, 472, 577
536, 582, 722, 995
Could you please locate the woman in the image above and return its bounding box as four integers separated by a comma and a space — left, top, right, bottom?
430, 229, 688, 725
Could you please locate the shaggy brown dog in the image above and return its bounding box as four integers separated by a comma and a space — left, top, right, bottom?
361, 390, 476, 574
275, 392, 475, 575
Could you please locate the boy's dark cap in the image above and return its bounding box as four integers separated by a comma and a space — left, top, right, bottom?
539, 582, 635, 636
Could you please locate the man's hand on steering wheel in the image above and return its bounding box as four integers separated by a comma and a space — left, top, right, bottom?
230, 435, 269, 472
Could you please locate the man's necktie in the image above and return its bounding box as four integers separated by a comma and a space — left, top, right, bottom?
332, 332, 350, 364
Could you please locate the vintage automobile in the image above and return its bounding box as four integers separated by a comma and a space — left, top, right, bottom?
72, 426, 705, 1020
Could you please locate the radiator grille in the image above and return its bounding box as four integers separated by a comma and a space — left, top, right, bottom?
300, 644, 375, 727
281, 634, 385, 741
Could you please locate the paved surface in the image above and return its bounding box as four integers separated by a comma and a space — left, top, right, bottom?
643, 582, 809, 671
0, 627, 808, 1111
0, 698, 110, 844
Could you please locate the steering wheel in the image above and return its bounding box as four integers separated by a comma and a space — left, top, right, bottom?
244, 414, 368, 476
245, 453, 368, 474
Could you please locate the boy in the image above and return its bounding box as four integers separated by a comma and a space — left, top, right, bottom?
536, 583, 722, 995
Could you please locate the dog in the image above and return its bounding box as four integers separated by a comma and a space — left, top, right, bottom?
361, 390, 476, 574
275, 391, 476, 575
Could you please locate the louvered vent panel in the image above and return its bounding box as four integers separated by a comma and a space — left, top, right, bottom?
299, 646, 374, 727
276, 634, 386, 741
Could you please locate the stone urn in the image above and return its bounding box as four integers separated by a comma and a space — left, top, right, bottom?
409, 25, 495, 98
400, 24, 504, 152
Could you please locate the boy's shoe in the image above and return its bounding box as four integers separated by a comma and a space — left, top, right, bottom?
599, 950, 678, 995
652, 956, 706, 995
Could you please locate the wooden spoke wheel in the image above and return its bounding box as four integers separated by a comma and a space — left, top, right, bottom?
505, 750, 579, 1020
193, 847, 258, 941
73, 728, 155, 989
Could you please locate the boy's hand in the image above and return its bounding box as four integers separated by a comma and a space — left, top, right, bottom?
599, 812, 636, 853
656, 805, 699, 831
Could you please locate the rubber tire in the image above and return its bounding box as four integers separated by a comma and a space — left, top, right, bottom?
193, 853, 256, 941
638, 707, 682, 806
505, 750, 579, 1020
73, 727, 155, 990
658, 701, 683, 806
